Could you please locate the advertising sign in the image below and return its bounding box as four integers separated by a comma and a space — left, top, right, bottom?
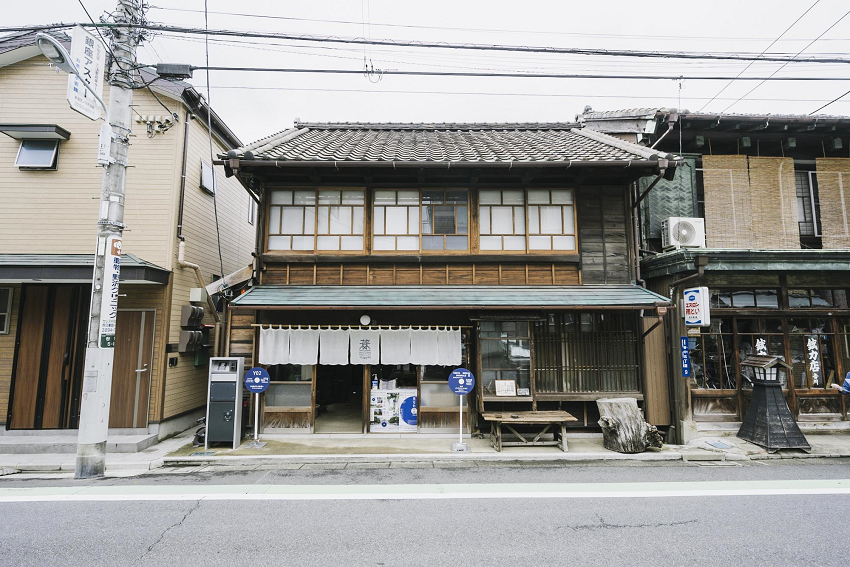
683, 286, 711, 327
448, 368, 475, 395
680, 337, 691, 378
370, 391, 399, 432
805, 335, 822, 387
99, 236, 121, 348
398, 390, 418, 432
66, 26, 106, 121
244, 367, 270, 393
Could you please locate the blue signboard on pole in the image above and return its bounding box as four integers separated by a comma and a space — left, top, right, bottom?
680, 337, 691, 378
244, 367, 270, 393
448, 368, 475, 395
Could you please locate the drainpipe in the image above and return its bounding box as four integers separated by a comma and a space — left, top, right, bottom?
176, 108, 191, 241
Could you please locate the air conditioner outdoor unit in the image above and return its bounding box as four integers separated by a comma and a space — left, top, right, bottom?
661, 217, 706, 251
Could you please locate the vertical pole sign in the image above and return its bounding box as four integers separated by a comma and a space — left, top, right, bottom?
244, 367, 270, 448
67, 26, 106, 120
448, 368, 474, 452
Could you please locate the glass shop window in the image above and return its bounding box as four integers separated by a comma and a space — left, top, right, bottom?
788, 318, 835, 389
480, 321, 531, 397
710, 289, 779, 309
736, 318, 787, 388
689, 318, 736, 389
420, 332, 470, 407
789, 289, 848, 309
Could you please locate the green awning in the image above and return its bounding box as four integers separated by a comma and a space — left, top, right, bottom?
231, 285, 670, 309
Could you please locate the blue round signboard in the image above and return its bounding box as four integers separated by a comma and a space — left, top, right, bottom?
244, 367, 270, 394
448, 368, 475, 395
400, 396, 418, 426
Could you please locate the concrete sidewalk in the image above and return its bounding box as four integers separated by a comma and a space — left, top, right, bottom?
2, 429, 849, 476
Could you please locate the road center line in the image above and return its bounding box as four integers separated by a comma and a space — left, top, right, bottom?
1, 479, 849, 502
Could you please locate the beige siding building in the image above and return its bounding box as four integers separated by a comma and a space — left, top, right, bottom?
0, 32, 255, 441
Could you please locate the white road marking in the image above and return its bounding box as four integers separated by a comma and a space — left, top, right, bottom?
1, 480, 849, 503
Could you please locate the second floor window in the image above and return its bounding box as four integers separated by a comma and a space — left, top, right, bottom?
796, 170, 821, 239
373, 189, 469, 252
479, 189, 577, 253
268, 188, 366, 252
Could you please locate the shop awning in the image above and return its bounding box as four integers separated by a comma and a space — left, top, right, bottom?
231, 285, 670, 309
0, 254, 170, 284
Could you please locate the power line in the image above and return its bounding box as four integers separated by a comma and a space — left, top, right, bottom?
809, 88, 850, 114
202, 0, 225, 279
6, 22, 850, 65
190, 83, 850, 105
191, 65, 850, 81
699, 0, 821, 111
722, 7, 850, 112
146, 4, 850, 44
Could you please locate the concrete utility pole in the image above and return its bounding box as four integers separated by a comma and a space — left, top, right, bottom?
76, 0, 144, 479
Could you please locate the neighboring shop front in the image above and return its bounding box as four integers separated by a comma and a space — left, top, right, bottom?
643, 250, 850, 441
228, 286, 670, 436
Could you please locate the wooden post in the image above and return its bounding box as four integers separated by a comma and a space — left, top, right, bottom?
596, 397, 663, 453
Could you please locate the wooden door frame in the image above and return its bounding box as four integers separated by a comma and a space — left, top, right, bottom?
116, 308, 156, 428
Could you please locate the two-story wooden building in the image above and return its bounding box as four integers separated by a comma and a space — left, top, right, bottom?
220, 122, 677, 437
581, 107, 850, 442
0, 32, 255, 445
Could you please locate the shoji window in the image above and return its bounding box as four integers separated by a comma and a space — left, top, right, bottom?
527, 189, 576, 251
267, 188, 365, 252
421, 189, 468, 251
373, 190, 421, 251
479, 189, 526, 251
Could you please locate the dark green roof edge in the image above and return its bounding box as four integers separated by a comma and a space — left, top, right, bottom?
641, 249, 850, 279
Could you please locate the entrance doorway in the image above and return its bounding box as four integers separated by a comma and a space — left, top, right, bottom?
314, 365, 363, 433
108, 310, 155, 428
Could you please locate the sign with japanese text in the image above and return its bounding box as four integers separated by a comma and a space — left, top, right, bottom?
683, 286, 710, 327
244, 367, 270, 393
755, 337, 769, 356
448, 368, 475, 395
805, 335, 822, 387
66, 26, 106, 121
99, 236, 121, 348
680, 337, 691, 378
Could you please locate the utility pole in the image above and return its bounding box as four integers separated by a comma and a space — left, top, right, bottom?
76, 0, 144, 479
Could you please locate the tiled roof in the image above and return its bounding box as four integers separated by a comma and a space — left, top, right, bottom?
231, 285, 671, 308
230, 123, 675, 164
578, 107, 664, 121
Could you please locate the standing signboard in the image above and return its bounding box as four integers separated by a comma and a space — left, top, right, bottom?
448, 368, 474, 452
67, 26, 106, 120
683, 286, 711, 327
244, 367, 270, 446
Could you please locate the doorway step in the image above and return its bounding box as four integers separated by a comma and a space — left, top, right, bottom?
0, 430, 158, 454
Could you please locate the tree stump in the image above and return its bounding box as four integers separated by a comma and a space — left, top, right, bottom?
596, 397, 663, 454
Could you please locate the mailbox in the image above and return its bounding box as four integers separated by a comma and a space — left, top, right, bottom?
205, 357, 244, 449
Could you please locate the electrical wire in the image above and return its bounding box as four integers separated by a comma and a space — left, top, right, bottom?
145, 4, 850, 44
191, 66, 850, 81
722, 7, 850, 112
204, 0, 225, 279
699, 0, 821, 111
809, 88, 850, 114
6, 22, 850, 65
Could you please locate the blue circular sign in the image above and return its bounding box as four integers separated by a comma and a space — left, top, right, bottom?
448, 368, 475, 395
400, 396, 418, 426
244, 367, 270, 393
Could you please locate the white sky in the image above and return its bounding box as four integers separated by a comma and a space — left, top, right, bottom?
5, 0, 850, 144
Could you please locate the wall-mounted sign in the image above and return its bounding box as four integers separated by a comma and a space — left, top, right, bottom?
683, 286, 711, 327
680, 337, 691, 378
805, 335, 822, 387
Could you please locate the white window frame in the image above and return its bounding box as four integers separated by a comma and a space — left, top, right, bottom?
200, 160, 216, 195
478, 188, 578, 253
266, 188, 366, 253
0, 287, 12, 335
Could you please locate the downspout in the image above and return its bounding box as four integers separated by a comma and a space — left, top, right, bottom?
174, 107, 222, 355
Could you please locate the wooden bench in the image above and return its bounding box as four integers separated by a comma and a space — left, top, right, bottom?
481, 411, 578, 452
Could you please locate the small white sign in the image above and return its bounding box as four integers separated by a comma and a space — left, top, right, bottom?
494, 379, 517, 397
683, 286, 710, 327
66, 26, 106, 121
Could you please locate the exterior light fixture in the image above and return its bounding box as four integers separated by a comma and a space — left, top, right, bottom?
360, 314, 371, 325
36, 33, 76, 74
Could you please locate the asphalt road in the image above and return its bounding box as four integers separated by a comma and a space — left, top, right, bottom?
1, 459, 848, 567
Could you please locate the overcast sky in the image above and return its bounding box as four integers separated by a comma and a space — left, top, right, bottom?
5, 0, 850, 144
